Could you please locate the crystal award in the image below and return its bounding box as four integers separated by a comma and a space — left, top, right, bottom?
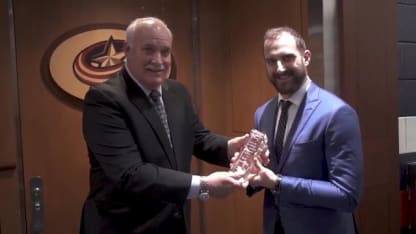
230, 129, 268, 178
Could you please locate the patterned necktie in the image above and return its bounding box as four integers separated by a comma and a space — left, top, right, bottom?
275, 100, 292, 164
149, 90, 172, 146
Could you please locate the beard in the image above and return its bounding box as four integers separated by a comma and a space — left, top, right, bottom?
271, 67, 306, 96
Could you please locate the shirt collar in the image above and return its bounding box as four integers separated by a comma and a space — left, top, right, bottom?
278, 76, 311, 106
125, 61, 162, 96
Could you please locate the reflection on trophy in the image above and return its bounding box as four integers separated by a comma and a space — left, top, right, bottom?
230, 129, 268, 178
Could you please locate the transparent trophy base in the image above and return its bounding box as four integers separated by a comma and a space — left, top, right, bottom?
230, 129, 268, 179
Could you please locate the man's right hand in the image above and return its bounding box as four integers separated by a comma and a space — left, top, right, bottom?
205, 171, 245, 198
246, 158, 278, 189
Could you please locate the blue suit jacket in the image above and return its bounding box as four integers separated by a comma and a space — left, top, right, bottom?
254, 82, 363, 234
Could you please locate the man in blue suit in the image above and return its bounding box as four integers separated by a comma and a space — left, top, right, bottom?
246, 27, 363, 234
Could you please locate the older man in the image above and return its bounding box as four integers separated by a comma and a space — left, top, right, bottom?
80, 17, 247, 234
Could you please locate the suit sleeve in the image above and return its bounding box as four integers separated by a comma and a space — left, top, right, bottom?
83, 86, 191, 205
278, 105, 363, 212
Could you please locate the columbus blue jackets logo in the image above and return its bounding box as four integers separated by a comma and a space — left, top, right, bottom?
73, 35, 125, 86
42, 24, 126, 104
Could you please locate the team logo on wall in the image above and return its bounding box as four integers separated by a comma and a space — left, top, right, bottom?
73, 35, 125, 86
41, 24, 126, 105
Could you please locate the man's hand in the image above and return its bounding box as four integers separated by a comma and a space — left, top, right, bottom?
246, 158, 278, 189
205, 171, 245, 198
227, 134, 249, 158
258, 148, 270, 166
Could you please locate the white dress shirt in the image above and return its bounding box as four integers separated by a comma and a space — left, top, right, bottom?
275, 77, 311, 144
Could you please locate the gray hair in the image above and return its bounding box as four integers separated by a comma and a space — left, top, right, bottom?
125, 17, 173, 48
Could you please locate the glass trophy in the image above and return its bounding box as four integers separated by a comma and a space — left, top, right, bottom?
230, 129, 268, 178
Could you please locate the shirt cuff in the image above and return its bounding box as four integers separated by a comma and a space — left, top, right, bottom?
187, 175, 201, 199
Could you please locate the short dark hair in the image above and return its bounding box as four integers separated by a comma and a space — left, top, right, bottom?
264, 26, 306, 51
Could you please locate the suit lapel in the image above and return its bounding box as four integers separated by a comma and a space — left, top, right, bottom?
123, 71, 177, 169
277, 83, 321, 171
260, 97, 279, 172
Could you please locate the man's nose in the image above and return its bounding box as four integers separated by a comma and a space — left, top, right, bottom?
276, 60, 285, 72
151, 52, 163, 63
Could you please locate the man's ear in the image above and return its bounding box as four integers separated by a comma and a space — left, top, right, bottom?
303, 50, 311, 66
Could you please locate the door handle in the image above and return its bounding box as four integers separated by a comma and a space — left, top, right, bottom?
30, 176, 44, 233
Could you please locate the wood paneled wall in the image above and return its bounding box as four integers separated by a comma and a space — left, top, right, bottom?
340, 0, 399, 233
0, 0, 23, 233
1, 0, 400, 233
197, 1, 307, 233
11, 0, 193, 233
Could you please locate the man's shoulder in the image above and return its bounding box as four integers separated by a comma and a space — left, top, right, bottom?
164, 78, 186, 89
84, 71, 126, 99
317, 87, 343, 103
312, 84, 356, 114
97, 71, 125, 90
256, 97, 277, 115
163, 79, 190, 95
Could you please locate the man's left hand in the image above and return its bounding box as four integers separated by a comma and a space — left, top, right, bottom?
227, 134, 249, 158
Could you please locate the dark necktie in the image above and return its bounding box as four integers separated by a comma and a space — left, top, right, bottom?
275, 100, 292, 164
149, 90, 172, 146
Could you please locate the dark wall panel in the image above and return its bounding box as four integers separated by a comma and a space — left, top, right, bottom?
398, 4, 416, 42
398, 0, 416, 5
398, 1, 416, 117
399, 80, 416, 116
398, 43, 416, 79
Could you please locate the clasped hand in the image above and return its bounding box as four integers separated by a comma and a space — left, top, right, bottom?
205, 152, 275, 199
205, 134, 274, 199
229, 150, 278, 190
